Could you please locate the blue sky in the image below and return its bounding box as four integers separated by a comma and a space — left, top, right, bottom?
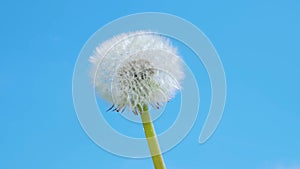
1, 0, 300, 169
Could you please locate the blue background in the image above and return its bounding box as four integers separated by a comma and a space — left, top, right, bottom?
1, 0, 299, 169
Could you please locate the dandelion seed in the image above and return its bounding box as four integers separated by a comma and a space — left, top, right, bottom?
90, 30, 184, 114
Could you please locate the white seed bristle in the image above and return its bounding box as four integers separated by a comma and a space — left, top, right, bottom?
90, 30, 184, 114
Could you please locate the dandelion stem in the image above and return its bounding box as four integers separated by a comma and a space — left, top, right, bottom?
139, 105, 166, 169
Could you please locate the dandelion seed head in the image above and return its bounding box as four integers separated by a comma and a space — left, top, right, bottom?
90, 31, 184, 114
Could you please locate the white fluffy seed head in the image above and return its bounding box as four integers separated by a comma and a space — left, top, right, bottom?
89, 30, 184, 114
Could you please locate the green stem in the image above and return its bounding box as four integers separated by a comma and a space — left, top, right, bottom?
139, 105, 166, 169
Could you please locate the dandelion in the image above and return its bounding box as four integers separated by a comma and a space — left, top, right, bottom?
89, 30, 184, 169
